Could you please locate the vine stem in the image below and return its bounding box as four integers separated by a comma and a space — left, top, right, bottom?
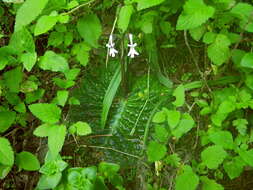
62, 0, 95, 15
184, 30, 212, 93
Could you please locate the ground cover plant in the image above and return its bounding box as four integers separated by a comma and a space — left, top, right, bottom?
0, 0, 253, 189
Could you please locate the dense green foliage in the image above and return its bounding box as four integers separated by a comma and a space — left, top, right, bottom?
0, 0, 253, 189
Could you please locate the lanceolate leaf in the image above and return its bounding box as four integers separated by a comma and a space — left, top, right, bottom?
101, 64, 121, 129
48, 125, 66, 159
15, 0, 49, 31
176, 0, 215, 30
0, 137, 14, 166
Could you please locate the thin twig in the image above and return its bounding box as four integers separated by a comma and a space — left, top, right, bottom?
79, 144, 140, 159
62, 0, 95, 15
184, 30, 212, 93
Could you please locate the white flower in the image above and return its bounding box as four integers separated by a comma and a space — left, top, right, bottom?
106, 35, 118, 57
127, 33, 139, 58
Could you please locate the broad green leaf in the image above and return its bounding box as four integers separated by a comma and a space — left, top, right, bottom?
147, 141, 167, 162
37, 173, 62, 189
240, 53, 253, 69
209, 131, 234, 150
35, 15, 58, 36
154, 125, 169, 143
33, 124, 51, 137
200, 176, 224, 190
233, 119, 248, 135
29, 103, 61, 124
207, 34, 231, 66
70, 121, 92, 136
0, 165, 11, 180
39, 51, 69, 72
20, 80, 38, 93
0, 111, 16, 133
3, 67, 23, 93
152, 110, 166, 123
201, 145, 227, 169
25, 89, 45, 104
14, 102, 26, 113
21, 52, 37, 72
48, 125, 66, 159
165, 109, 180, 129
203, 32, 217, 44
64, 68, 80, 81
77, 14, 102, 48
99, 162, 120, 177
172, 84, 185, 107
137, 0, 165, 11
40, 160, 68, 175
57, 90, 69, 107
172, 113, 195, 139
9, 27, 35, 53
223, 157, 244, 179
231, 3, 253, 32
16, 151, 40, 171
175, 165, 199, 190
164, 153, 181, 167
238, 149, 253, 167
0, 137, 14, 166
118, 5, 133, 32
176, 0, 215, 30
189, 25, 206, 41
15, 0, 49, 31
72, 43, 90, 66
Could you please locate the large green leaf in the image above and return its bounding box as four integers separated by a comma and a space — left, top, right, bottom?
165, 109, 181, 129
0, 138, 14, 166
15, 0, 49, 31
9, 27, 35, 53
77, 14, 102, 48
34, 15, 58, 36
137, 0, 165, 11
29, 103, 61, 124
238, 149, 253, 167
48, 125, 66, 159
3, 67, 23, 93
172, 113, 195, 139
200, 176, 224, 190
118, 5, 133, 32
176, 0, 215, 30
0, 111, 16, 133
147, 141, 167, 162
201, 145, 227, 169
21, 52, 37, 72
39, 51, 69, 72
207, 34, 231, 66
223, 157, 244, 179
208, 131, 234, 150
240, 53, 253, 68
231, 3, 253, 32
175, 165, 199, 190
16, 151, 40, 171
37, 173, 62, 189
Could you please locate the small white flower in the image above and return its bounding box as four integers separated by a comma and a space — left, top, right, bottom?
127, 33, 139, 58
106, 34, 118, 57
